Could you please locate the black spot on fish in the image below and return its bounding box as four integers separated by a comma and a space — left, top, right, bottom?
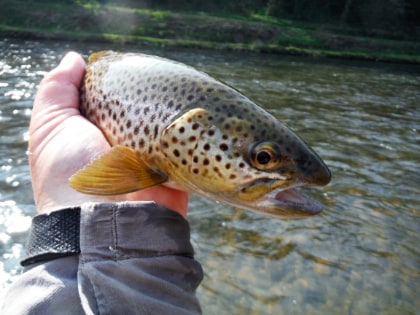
126, 120, 131, 128
153, 125, 159, 139
167, 100, 174, 108
220, 144, 228, 151
162, 113, 170, 122
179, 126, 185, 133
139, 138, 145, 148
134, 126, 140, 135
144, 107, 150, 115
173, 149, 180, 157
187, 95, 195, 101
144, 126, 150, 136
203, 143, 210, 151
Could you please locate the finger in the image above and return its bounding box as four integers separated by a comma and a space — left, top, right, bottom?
126, 186, 189, 218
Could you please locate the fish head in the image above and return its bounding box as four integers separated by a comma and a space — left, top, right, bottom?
161, 99, 331, 218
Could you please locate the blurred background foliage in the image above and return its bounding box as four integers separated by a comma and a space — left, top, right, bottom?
1, 0, 418, 62
72, 0, 420, 36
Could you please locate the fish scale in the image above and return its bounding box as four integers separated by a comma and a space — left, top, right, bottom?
70, 51, 331, 217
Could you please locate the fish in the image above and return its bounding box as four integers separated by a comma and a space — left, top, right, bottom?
69, 51, 331, 217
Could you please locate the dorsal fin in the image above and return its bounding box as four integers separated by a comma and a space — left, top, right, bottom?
88, 51, 114, 64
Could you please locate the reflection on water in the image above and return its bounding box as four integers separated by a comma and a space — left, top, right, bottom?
1, 38, 419, 314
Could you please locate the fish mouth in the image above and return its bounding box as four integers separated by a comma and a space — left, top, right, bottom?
269, 187, 323, 216
239, 179, 324, 218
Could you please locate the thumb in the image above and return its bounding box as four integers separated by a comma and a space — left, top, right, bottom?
29, 52, 86, 149
31, 51, 85, 119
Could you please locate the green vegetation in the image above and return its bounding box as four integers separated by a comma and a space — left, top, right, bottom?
1, 0, 419, 63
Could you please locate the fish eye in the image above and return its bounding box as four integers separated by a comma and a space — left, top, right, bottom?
256, 150, 272, 165
250, 142, 280, 171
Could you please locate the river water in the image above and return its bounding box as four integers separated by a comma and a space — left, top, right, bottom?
0, 38, 419, 314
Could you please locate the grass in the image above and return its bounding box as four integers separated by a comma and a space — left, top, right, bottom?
1, 0, 419, 64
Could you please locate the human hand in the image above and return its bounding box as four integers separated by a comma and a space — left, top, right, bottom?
28, 52, 189, 217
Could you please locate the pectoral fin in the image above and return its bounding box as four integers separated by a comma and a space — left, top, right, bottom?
69, 145, 167, 195
161, 108, 212, 157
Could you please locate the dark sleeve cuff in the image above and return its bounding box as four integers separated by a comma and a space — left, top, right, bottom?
21, 207, 81, 266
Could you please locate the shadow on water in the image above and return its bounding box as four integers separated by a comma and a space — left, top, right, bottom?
1, 38, 419, 314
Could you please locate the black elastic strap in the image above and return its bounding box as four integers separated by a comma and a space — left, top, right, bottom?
21, 207, 81, 267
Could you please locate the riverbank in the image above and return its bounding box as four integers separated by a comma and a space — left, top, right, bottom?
1, 0, 419, 64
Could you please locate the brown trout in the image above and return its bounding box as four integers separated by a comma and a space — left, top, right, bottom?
69, 51, 331, 217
